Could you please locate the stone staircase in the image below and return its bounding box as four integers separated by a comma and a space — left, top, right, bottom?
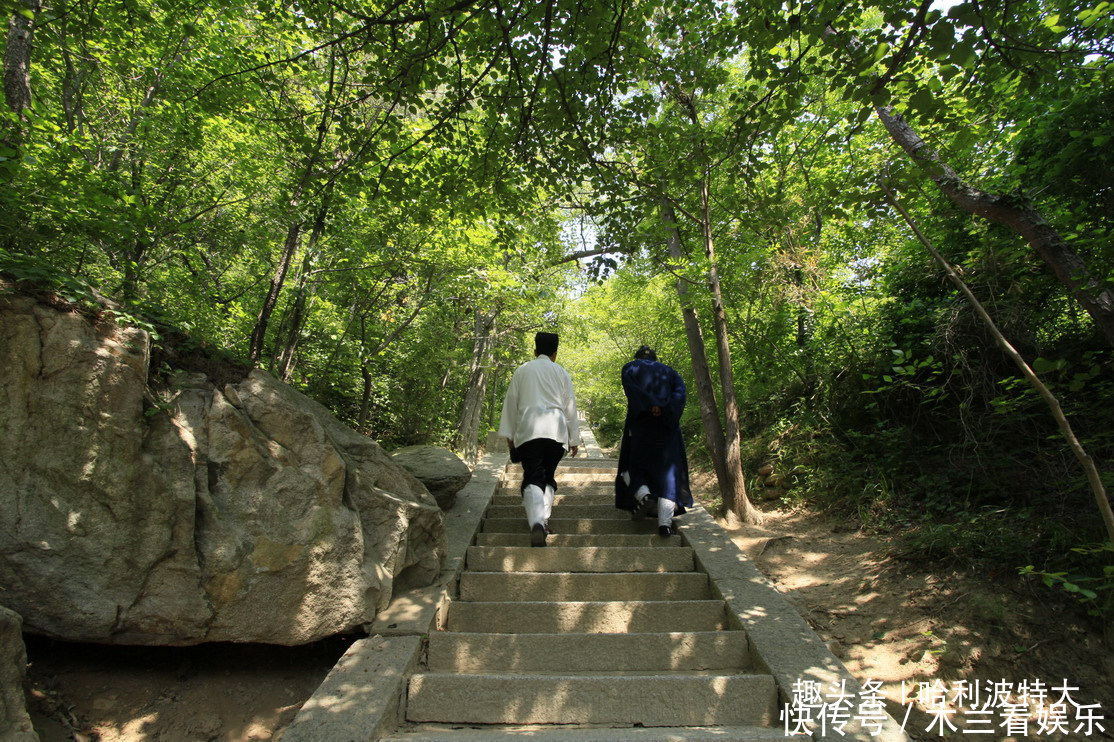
382, 455, 786, 741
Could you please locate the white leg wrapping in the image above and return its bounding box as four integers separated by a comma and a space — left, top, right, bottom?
523, 484, 547, 527
543, 485, 556, 523
631, 484, 655, 521
657, 497, 676, 527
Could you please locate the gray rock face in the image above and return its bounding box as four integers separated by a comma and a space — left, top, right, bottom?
0, 605, 37, 742
0, 292, 445, 645
390, 446, 472, 510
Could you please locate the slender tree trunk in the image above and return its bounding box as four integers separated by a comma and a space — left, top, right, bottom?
274, 285, 307, 378
249, 222, 301, 364
454, 309, 498, 462
487, 365, 499, 432
121, 239, 149, 303
698, 180, 762, 523
275, 192, 332, 378
357, 364, 374, 432
875, 105, 1114, 347
60, 40, 86, 136
352, 272, 437, 430
251, 47, 338, 366
884, 184, 1114, 547
661, 199, 734, 512
3, 0, 40, 120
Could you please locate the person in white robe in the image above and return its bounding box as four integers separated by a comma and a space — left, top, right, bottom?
498, 332, 580, 546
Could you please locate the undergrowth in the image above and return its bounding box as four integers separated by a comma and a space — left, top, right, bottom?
741, 354, 1114, 625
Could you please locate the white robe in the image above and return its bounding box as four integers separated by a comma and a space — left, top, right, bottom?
497, 355, 581, 449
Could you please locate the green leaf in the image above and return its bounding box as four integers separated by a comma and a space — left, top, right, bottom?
1032, 357, 1058, 374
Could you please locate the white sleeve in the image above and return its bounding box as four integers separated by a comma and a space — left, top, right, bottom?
564, 371, 581, 446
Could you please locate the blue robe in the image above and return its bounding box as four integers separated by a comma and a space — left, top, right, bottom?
615, 359, 693, 514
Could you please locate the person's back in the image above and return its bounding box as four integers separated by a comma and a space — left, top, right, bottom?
500, 355, 578, 449
615, 346, 692, 536
498, 332, 580, 546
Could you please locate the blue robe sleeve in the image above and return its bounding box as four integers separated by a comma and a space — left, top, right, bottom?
662, 366, 686, 426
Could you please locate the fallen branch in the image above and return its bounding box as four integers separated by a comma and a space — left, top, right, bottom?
1011, 638, 1055, 659
881, 182, 1114, 548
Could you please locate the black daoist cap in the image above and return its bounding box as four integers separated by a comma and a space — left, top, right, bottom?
535, 332, 559, 355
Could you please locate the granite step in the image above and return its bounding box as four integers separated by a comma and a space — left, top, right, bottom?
465, 546, 694, 573
474, 532, 670, 547
481, 518, 665, 535
382, 725, 787, 742
485, 504, 630, 520
457, 571, 712, 602
490, 493, 616, 507
425, 630, 751, 673
444, 599, 729, 633
405, 672, 778, 726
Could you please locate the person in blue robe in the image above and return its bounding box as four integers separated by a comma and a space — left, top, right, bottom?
614, 346, 693, 537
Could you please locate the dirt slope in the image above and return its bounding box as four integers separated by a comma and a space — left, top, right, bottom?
720, 506, 1113, 741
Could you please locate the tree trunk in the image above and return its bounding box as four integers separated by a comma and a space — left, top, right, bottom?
250, 48, 338, 366
357, 364, 374, 432
875, 105, 1114, 347
661, 199, 736, 515
275, 193, 332, 378
249, 222, 301, 364
885, 184, 1114, 548
120, 239, 149, 303
352, 272, 437, 430
3, 0, 40, 119
454, 309, 498, 462
698, 180, 762, 523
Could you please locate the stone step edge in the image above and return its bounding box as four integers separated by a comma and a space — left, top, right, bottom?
381, 724, 787, 742
425, 630, 752, 672
405, 672, 778, 726
474, 534, 668, 546
444, 600, 730, 633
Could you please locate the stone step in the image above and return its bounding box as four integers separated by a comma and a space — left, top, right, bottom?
382, 725, 787, 742
551, 457, 618, 466
485, 504, 628, 520
482, 518, 664, 535
506, 459, 616, 470
444, 600, 728, 633
503, 473, 616, 486
466, 546, 694, 573
475, 533, 668, 547
497, 485, 617, 499
405, 672, 777, 726
491, 493, 614, 507
426, 631, 751, 673
501, 479, 615, 488
457, 572, 712, 602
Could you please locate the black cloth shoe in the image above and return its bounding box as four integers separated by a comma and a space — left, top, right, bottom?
631, 494, 655, 521
658, 524, 675, 538
530, 523, 548, 547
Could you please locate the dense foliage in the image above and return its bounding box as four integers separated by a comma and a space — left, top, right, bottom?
3, 0, 1111, 612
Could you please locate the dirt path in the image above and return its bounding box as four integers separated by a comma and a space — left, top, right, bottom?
717, 506, 1113, 741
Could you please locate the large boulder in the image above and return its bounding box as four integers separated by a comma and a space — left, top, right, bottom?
390, 446, 472, 510
0, 605, 38, 742
0, 291, 445, 645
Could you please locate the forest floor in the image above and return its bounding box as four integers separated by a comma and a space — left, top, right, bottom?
713, 493, 1114, 741
22, 487, 1114, 742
